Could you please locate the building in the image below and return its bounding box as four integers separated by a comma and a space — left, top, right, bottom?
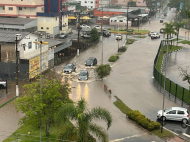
37, 0, 71, 35
136, 0, 147, 7
109, 15, 129, 26
72, 0, 96, 9
0, 17, 37, 32
0, 0, 44, 18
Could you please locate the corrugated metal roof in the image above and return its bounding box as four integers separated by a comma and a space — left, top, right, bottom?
0, 30, 30, 43
0, 17, 36, 25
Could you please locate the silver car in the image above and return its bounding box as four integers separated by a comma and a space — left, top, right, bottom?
157, 107, 189, 124
63, 64, 76, 74
78, 70, 89, 81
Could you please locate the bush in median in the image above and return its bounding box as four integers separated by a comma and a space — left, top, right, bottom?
127, 110, 160, 131
118, 46, 127, 52
96, 64, 111, 78
108, 55, 119, 62
126, 39, 136, 44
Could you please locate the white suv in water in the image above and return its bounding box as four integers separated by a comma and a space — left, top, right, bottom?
151, 32, 160, 39
157, 107, 189, 124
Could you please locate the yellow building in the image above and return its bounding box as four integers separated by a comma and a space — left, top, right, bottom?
0, 0, 44, 18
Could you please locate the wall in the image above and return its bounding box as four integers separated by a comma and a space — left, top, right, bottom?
93, 9, 124, 17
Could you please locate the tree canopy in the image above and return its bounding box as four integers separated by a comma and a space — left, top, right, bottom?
90, 28, 100, 42
57, 98, 112, 142
15, 77, 71, 136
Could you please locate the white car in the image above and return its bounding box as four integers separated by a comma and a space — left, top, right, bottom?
157, 107, 189, 124
0, 80, 6, 89
148, 31, 155, 36
81, 24, 91, 29
94, 25, 101, 30
115, 34, 122, 40
151, 32, 160, 39
83, 33, 91, 38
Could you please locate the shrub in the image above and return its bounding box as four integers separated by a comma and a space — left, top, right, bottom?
108, 55, 119, 62
118, 46, 127, 52
127, 110, 160, 131
126, 39, 136, 44
107, 28, 111, 30
96, 64, 111, 78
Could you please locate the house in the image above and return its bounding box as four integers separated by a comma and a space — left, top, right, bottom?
0, 0, 44, 18
110, 15, 128, 26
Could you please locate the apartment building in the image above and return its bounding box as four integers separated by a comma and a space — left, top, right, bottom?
0, 0, 44, 18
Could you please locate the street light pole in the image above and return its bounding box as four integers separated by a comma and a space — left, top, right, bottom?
33, 40, 49, 142
15, 34, 22, 97
101, 6, 103, 65
126, 1, 129, 30
161, 39, 169, 133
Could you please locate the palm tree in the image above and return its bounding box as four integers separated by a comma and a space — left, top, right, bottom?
57, 98, 112, 142
163, 22, 176, 48
173, 22, 183, 43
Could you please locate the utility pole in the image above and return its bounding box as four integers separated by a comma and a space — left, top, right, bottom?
77, 12, 81, 50
15, 35, 21, 97
101, 6, 103, 65
0, 43, 1, 62
126, 1, 129, 30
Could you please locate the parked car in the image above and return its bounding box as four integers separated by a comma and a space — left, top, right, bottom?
81, 24, 91, 29
157, 107, 189, 124
83, 33, 91, 38
85, 57, 97, 66
0, 79, 6, 89
103, 30, 111, 37
36, 31, 46, 37
63, 63, 76, 74
160, 28, 165, 33
94, 25, 101, 30
115, 34, 122, 40
78, 70, 89, 81
148, 31, 155, 36
151, 32, 160, 39
59, 33, 68, 39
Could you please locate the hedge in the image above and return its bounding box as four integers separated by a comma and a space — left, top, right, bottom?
127, 110, 160, 131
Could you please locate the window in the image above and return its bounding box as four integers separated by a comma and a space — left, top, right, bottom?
9, 7, 13, 11
167, 110, 176, 114
2, 6, 5, 10
35, 39, 38, 49
19, 7, 22, 10
28, 42, 32, 49
95, 1, 97, 3
30, 8, 35, 12
91, 6, 93, 8
91, 1, 93, 3
85, 1, 87, 3
119, 20, 123, 22
46, 27, 49, 30
39, 17, 43, 21
46, 18, 51, 22
41, 27, 43, 29
23, 44, 26, 51
178, 111, 185, 115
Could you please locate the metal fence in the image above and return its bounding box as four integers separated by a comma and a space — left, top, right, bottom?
153, 40, 190, 107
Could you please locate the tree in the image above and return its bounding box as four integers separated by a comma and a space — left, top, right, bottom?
57, 98, 112, 142
163, 22, 176, 48
96, 64, 111, 79
186, 10, 190, 18
167, 0, 181, 11
173, 22, 183, 43
90, 28, 100, 42
128, 1, 136, 7
143, 0, 157, 13
15, 78, 71, 136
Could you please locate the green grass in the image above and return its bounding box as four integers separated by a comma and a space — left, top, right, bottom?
134, 35, 147, 38
172, 38, 182, 41
110, 29, 149, 34
155, 45, 182, 72
0, 96, 17, 108
178, 40, 190, 45
113, 96, 176, 140
151, 129, 174, 139
113, 96, 132, 114
126, 39, 137, 44
3, 119, 77, 142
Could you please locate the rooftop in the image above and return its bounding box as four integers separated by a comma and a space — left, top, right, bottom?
0, 17, 36, 25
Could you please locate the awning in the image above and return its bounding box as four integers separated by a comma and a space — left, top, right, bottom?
81, 16, 91, 20
68, 16, 77, 19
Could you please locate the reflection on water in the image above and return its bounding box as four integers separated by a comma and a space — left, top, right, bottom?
84, 83, 89, 101
76, 83, 81, 101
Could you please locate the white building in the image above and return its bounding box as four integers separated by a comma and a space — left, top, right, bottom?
109, 15, 131, 26
74, 0, 96, 9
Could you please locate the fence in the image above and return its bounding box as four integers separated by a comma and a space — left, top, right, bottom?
153, 40, 190, 107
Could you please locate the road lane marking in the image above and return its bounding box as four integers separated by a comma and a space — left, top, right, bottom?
109, 133, 148, 142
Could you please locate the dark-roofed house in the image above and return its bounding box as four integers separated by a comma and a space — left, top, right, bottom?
0, 18, 37, 32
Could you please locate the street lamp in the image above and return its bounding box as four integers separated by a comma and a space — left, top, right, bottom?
15, 34, 22, 97
161, 38, 172, 133
33, 40, 49, 142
